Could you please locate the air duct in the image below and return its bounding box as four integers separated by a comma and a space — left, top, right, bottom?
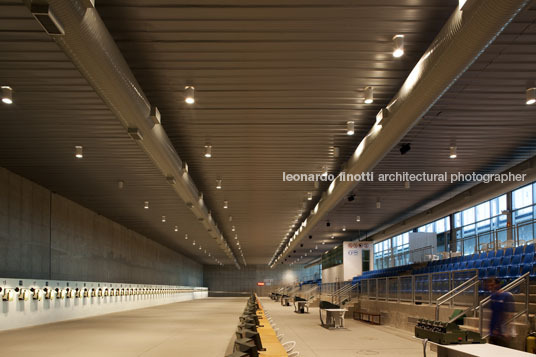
271, 0, 530, 266
28, 0, 240, 268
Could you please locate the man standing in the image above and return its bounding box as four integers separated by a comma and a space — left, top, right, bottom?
487, 278, 515, 347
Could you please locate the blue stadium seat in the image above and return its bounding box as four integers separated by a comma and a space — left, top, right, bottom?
523, 253, 534, 264
487, 251, 496, 259
520, 264, 532, 277
511, 255, 522, 265
486, 267, 497, 277
469, 253, 478, 261
474, 260, 482, 268
479, 252, 487, 260
453, 263, 460, 270
514, 246, 524, 256
502, 256, 512, 266
492, 257, 502, 267
504, 248, 513, 257
478, 268, 487, 279
506, 265, 520, 280
497, 266, 508, 279
467, 261, 475, 269
525, 244, 535, 255
459, 261, 468, 269
496, 249, 505, 259
463, 255, 472, 262
481, 260, 490, 268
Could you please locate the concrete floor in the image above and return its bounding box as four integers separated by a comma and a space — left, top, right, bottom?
0, 296, 437, 356
260, 297, 436, 357
0, 297, 246, 357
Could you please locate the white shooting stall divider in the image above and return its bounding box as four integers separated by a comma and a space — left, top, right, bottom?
0, 277, 208, 331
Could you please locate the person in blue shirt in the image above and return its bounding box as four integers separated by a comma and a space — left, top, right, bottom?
487, 277, 515, 347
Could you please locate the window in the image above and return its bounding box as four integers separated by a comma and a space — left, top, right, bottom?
373, 182, 536, 269
463, 207, 475, 225
476, 202, 490, 221
513, 184, 533, 210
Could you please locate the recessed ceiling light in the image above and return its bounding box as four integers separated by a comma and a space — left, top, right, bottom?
117, 180, 124, 190
1, 86, 13, 104
193, 240, 196, 246
216, 179, 222, 189
364, 86, 374, 104
174, 226, 178, 232
342, 226, 346, 232
526, 87, 535, 105
144, 201, 149, 209
347, 121, 355, 136
185, 86, 195, 104
450, 146, 457, 159
184, 234, 188, 240
392, 35, 404, 58
223, 200, 228, 209
204, 145, 212, 158
75, 145, 83, 159
162, 215, 166, 223
307, 192, 312, 201
356, 215, 361, 222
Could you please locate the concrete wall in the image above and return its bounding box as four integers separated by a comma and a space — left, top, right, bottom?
204, 264, 319, 296
0, 167, 203, 286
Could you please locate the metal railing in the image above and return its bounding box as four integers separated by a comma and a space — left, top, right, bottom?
301, 285, 319, 301
435, 275, 479, 321
360, 269, 478, 306
330, 282, 357, 305
457, 219, 536, 256
477, 272, 530, 339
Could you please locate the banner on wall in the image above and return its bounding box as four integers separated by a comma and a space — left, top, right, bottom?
343, 241, 372, 281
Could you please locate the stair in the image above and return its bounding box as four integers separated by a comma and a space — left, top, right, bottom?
457, 281, 536, 352
461, 316, 531, 351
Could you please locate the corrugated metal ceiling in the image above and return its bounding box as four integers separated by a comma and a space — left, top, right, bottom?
0, 0, 534, 266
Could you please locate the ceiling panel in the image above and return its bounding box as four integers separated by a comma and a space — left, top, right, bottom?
96, 0, 459, 264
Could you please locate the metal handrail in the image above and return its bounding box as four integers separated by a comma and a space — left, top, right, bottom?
435, 275, 479, 321
478, 272, 530, 338
475, 272, 530, 312
330, 282, 356, 304
436, 275, 479, 303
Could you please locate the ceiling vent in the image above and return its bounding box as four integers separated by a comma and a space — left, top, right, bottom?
30, 4, 64, 36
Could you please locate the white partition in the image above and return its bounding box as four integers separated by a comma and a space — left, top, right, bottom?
0, 277, 208, 331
